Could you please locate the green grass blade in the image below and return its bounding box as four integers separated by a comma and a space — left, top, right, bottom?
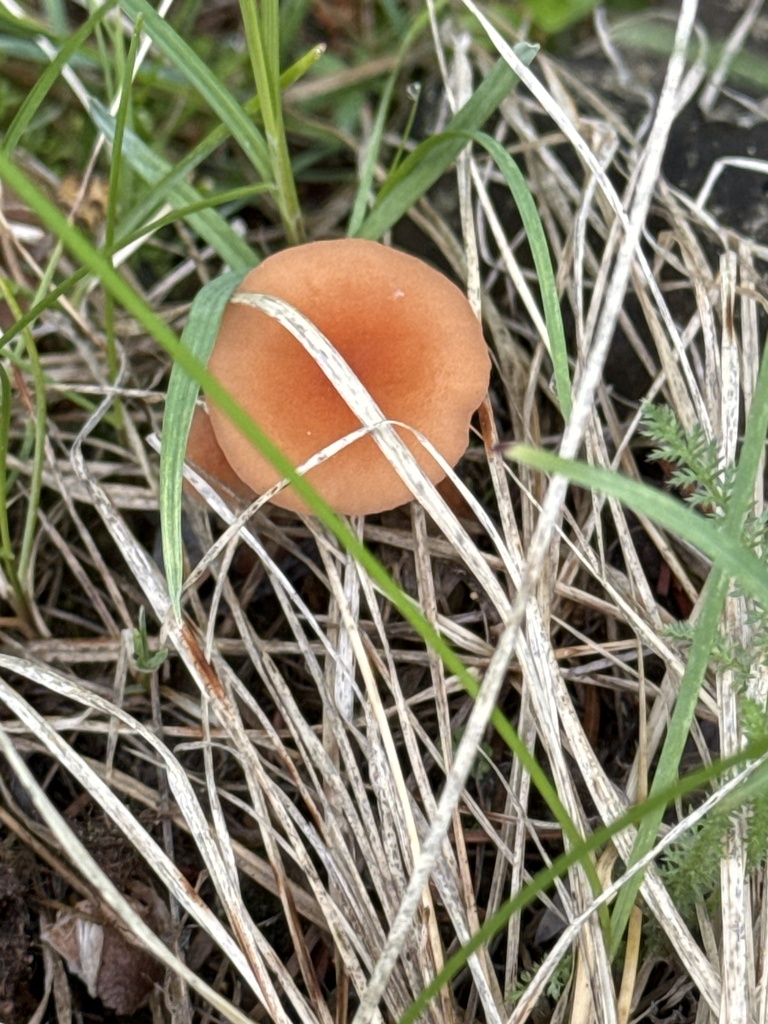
470, 130, 570, 419
0, 279, 46, 603
609, 566, 730, 948
40, 0, 67, 36
2, 0, 115, 155
611, 19, 768, 90
507, 446, 768, 607
116, 42, 324, 245
346, 69, 400, 238
400, 732, 768, 1024
116, 0, 272, 180
0, 7, 48, 33
237, 0, 303, 243
160, 271, 243, 609
0, 361, 28, 622
355, 45, 538, 240
103, 13, 142, 402
88, 98, 256, 271
347, 2, 441, 237
361, 126, 570, 418
130, 185, 272, 231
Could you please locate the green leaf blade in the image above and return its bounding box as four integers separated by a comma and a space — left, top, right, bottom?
355, 46, 538, 241
160, 271, 244, 614
117, 0, 272, 180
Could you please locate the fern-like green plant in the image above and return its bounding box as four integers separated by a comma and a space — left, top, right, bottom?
640, 403, 733, 511
641, 403, 768, 923
642, 402, 768, 687
507, 952, 573, 1010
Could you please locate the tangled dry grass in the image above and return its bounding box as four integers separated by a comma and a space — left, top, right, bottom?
1, 1, 768, 1022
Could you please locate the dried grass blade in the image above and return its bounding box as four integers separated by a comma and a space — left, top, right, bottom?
0, 673, 271, 1016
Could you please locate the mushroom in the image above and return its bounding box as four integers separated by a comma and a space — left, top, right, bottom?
196, 238, 490, 516
185, 405, 255, 501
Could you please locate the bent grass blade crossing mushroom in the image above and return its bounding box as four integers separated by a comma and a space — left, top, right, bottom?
189, 239, 490, 516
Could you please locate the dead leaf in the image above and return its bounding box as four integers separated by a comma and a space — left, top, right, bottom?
42, 884, 167, 1016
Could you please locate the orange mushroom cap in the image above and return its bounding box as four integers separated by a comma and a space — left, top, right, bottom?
204, 238, 490, 516
185, 405, 256, 502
